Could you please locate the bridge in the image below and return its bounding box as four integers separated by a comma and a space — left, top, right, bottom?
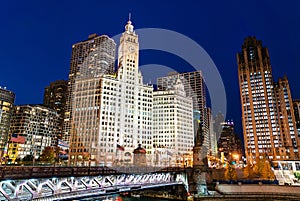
0, 166, 188, 200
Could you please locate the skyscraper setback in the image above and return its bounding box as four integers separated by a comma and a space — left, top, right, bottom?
68, 19, 153, 166
238, 37, 300, 162
63, 34, 116, 143
157, 71, 209, 150
44, 80, 68, 139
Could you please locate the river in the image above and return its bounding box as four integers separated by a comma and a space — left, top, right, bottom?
75, 194, 171, 201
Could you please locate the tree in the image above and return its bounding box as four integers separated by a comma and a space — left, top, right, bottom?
39, 146, 55, 163
261, 160, 275, 180
243, 164, 254, 179
254, 158, 265, 178
22, 155, 34, 162
225, 162, 237, 180
253, 158, 274, 180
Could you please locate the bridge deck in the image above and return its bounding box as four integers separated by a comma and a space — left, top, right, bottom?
0, 166, 185, 180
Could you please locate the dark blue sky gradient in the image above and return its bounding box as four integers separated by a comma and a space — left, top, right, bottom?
1, 1, 300, 135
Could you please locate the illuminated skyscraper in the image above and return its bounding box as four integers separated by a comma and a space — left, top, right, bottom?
274, 77, 299, 159
69, 19, 153, 166
63, 34, 116, 143
293, 99, 300, 134
238, 37, 300, 162
217, 120, 243, 160
44, 80, 68, 139
157, 71, 209, 150
0, 87, 15, 156
153, 79, 194, 165
9, 105, 60, 160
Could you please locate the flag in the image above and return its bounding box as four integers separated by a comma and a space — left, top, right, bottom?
59, 150, 67, 155
117, 144, 125, 151
11, 135, 26, 144
166, 149, 173, 156
58, 139, 69, 149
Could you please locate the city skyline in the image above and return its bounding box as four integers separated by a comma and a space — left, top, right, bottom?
1, 1, 300, 135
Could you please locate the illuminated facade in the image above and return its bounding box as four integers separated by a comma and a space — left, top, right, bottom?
63, 34, 116, 143
238, 37, 300, 162
153, 79, 194, 165
217, 121, 243, 160
69, 19, 153, 166
157, 71, 209, 151
274, 77, 299, 159
44, 80, 68, 139
0, 87, 15, 156
9, 105, 60, 160
293, 99, 300, 135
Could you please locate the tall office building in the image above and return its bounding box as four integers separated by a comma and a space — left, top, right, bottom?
153, 79, 194, 165
63, 34, 116, 142
206, 107, 217, 156
157, 71, 209, 150
0, 87, 15, 156
213, 112, 225, 141
157, 71, 206, 112
44, 80, 68, 139
237, 37, 300, 162
69, 19, 153, 166
217, 120, 243, 160
293, 99, 300, 134
9, 105, 60, 160
44, 80, 68, 116
274, 76, 299, 159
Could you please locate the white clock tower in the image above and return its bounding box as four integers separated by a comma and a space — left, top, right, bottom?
110, 16, 153, 164
118, 16, 139, 75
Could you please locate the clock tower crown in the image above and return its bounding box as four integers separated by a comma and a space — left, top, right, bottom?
125, 13, 134, 33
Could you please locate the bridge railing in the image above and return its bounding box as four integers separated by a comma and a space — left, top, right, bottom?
0, 165, 186, 180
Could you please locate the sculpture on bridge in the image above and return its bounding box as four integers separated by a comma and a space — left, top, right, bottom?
191, 123, 208, 196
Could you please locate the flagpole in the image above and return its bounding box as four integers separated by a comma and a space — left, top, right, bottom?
115, 146, 118, 165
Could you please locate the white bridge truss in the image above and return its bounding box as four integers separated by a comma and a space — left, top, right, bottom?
0, 172, 186, 200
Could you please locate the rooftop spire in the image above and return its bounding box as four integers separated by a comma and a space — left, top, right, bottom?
125, 13, 134, 33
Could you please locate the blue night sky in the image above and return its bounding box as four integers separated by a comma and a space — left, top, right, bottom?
0, 1, 300, 135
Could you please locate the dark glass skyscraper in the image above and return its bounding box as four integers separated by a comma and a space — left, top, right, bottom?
44, 80, 68, 139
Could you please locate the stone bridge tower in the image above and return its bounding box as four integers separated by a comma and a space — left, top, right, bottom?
190, 124, 208, 196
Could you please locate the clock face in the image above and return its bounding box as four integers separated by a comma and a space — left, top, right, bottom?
129, 46, 135, 52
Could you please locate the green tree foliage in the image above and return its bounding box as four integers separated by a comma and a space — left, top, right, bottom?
22, 155, 34, 162
294, 172, 300, 180
225, 162, 237, 180
39, 146, 55, 163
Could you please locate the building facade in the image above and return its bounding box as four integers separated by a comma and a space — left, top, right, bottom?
69, 19, 153, 166
8, 105, 60, 160
63, 34, 116, 143
237, 37, 300, 162
293, 99, 300, 135
153, 79, 194, 166
274, 76, 299, 159
44, 80, 68, 139
217, 121, 243, 161
157, 71, 209, 151
0, 87, 15, 156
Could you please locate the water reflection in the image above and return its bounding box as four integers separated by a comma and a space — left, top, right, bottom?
75, 194, 168, 201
